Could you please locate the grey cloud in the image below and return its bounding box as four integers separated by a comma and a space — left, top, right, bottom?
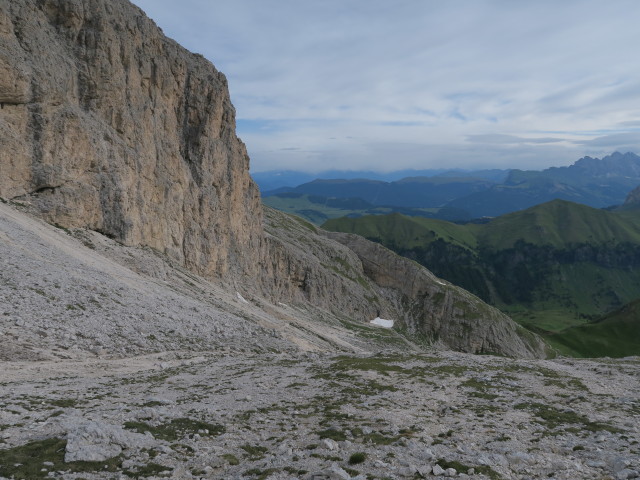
133, 0, 640, 172
466, 134, 565, 144
573, 133, 640, 147
618, 120, 640, 127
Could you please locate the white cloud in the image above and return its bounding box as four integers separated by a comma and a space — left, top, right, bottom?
132, 0, 640, 172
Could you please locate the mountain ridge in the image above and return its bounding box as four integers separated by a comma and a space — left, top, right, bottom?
264, 152, 640, 220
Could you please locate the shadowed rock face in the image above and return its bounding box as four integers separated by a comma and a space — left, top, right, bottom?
0, 0, 548, 358
623, 185, 640, 207
0, 0, 262, 279
324, 231, 549, 359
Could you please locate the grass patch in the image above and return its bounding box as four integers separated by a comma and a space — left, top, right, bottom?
437, 459, 502, 479
317, 428, 347, 442
514, 403, 622, 434
49, 398, 79, 408
0, 438, 124, 479
123, 417, 224, 441
222, 453, 239, 465
244, 467, 278, 479
240, 444, 268, 459
330, 355, 409, 375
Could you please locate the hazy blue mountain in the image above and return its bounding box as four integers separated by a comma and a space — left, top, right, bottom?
262, 192, 471, 224
252, 169, 447, 191
252, 168, 510, 192
264, 176, 496, 209
446, 152, 640, 217
258, 152, 640, 219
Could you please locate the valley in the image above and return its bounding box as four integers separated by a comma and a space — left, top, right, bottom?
324, 200, 640, 357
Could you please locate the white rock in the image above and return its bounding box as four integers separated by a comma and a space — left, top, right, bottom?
445, 467, 457, 477
322, 438, 339, 451
307, 464, 351, 480
417, 465, 433, 476
616, 470, 638, 480
507, 451, 534, 466
432, 464, 446, 476
64, 421, 154, 462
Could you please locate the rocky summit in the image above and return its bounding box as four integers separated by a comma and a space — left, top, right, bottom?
0, 1, 638, 480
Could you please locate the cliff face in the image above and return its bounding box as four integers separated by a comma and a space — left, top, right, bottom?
0, 0, 548, 358
0, 0, 261, 278
324, 231, 548, 358
256, 209, 548, 359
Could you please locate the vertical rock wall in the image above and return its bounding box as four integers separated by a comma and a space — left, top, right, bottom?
0, 0, 262, 278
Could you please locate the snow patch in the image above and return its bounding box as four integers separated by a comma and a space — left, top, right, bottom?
370, 317, 394, 328
236, 292, 249, 304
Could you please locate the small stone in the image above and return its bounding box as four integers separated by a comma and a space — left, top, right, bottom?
307, 464, 351, 480
322, 438, 339, 451
611, 457, 632, 474
421, 448, 435, 461
400, 466, 416, 476
432, 464, 445, 476
417, 465, 432, 476
445, 467, 457, 477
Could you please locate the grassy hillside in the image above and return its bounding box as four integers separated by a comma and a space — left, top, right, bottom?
477, 200, 640, 249
324, 200, 640, 356
548, 299, 640, 358
324, 214, 477, 250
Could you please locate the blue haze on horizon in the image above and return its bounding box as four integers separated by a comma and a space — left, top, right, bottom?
132, 0, 640, 173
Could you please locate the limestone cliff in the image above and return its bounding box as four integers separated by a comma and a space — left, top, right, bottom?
0, 0, 548, 358
0, 0, 261, 278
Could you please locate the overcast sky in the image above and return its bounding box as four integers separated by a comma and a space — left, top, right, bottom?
132, 0, 640, 173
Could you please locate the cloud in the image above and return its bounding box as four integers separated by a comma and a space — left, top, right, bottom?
466, 134, 565, 145
574, 132, 640, 147
132, 0, 640, 172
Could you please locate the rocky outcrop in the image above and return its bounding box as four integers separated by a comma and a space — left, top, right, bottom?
0, 0, 548, 358
623, 185, 640, 207
0, 0, 261, 279
254, 209, 548, 358
325, 231, 549, 358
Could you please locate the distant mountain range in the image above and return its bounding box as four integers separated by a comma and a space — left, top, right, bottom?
252, 168, 509, 192
450, 151, 640, 217
260, 152, 640, 222
324, 197, 640, 357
